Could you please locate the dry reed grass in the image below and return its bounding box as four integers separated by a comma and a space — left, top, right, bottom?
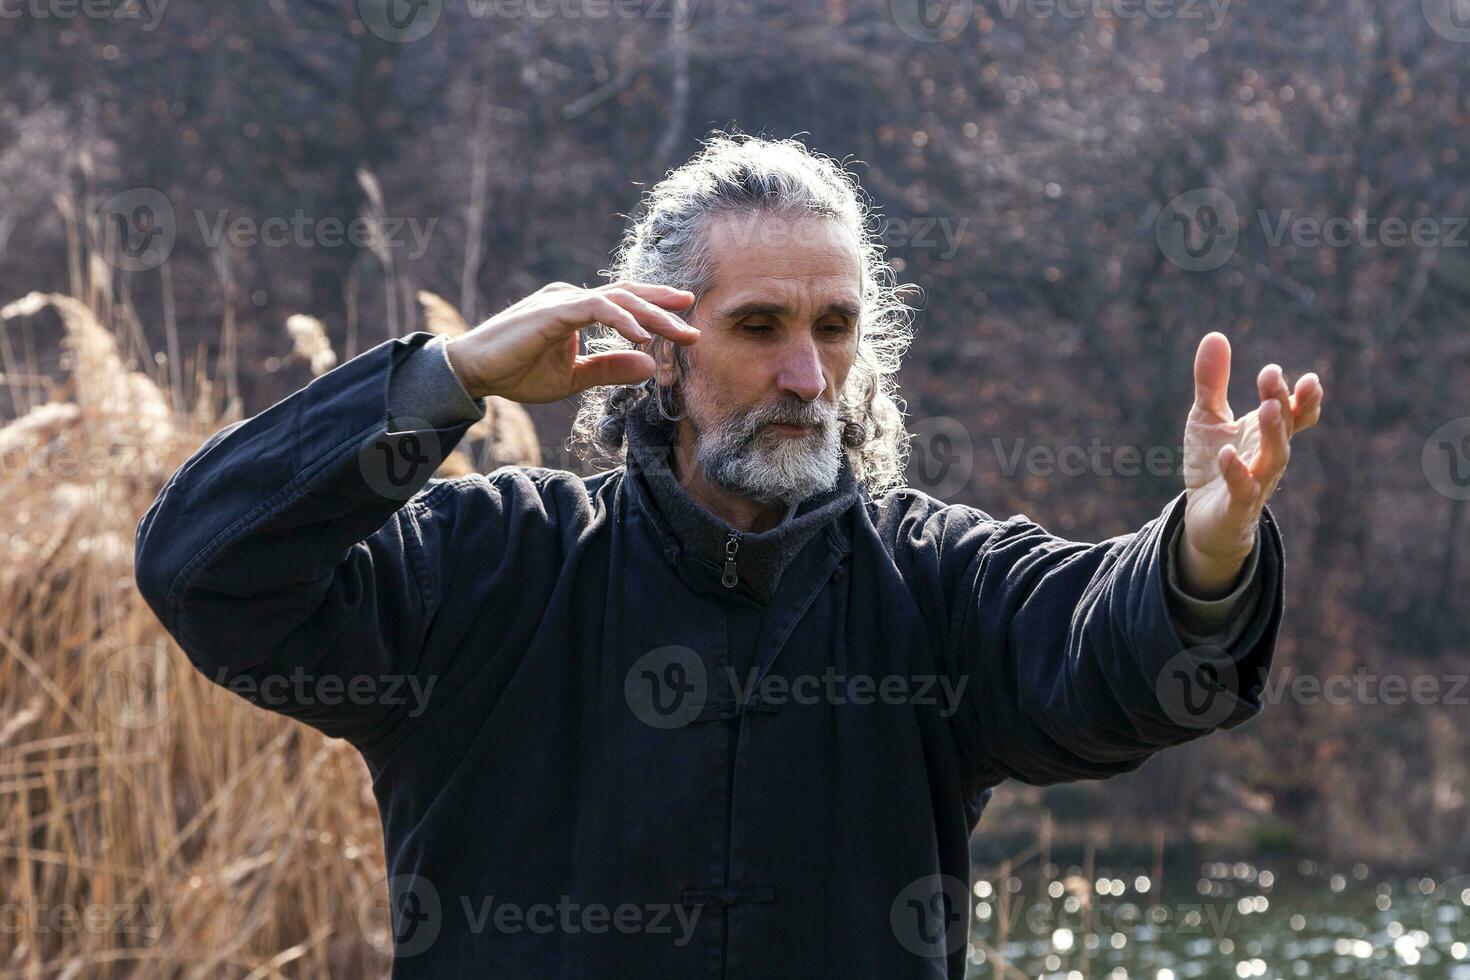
0, 253, 538, 975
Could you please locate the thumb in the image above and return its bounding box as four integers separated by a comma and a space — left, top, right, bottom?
570, 350, 657, 392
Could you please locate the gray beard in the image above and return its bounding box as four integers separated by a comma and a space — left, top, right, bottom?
691, 396, 842, 507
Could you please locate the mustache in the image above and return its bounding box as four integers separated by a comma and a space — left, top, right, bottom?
736, 398, 837, 437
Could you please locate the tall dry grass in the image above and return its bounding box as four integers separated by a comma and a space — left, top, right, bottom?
0, 225, 538, 975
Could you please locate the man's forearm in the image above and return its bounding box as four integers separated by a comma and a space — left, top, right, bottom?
1165, 519, 1266, 646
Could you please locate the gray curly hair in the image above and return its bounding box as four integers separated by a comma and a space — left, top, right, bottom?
569, 131, 918, 496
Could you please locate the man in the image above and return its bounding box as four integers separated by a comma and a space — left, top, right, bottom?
135, 134, 1323, 978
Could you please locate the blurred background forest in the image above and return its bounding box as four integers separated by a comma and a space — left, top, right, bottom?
1, 0, 1469, 974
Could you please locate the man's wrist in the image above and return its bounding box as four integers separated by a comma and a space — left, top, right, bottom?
444, 336, 491, 400
1177, 530, 1253, 600
387, 334, 487, 431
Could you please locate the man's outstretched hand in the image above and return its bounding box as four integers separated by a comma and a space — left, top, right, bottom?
1179, 332, 1324, 598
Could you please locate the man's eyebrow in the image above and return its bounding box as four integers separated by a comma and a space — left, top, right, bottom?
718, 300, 861, 321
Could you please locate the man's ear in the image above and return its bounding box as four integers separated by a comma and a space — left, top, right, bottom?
652, 339, 683, 388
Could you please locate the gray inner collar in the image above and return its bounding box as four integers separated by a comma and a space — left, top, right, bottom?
623, 398, 859, 602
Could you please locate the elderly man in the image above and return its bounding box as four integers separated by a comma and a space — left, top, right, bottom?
135, 134, 1322, 978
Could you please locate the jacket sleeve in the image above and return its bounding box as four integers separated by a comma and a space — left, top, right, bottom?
900, 490, 1284, 786
133, 331, 506, 749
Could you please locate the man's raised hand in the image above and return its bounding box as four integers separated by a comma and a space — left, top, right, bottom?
445, 280, 700, 404
1179, 331, 1324, 597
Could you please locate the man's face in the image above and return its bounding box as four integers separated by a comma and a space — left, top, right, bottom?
662, 211, 863, 506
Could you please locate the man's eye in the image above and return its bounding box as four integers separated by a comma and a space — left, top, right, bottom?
821, 322, 852, 335
743, 322, 775, 334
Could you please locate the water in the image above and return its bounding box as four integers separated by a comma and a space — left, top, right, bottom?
966, 861, 1470, 979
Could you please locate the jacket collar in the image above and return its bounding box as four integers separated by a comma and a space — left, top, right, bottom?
622, 398, 858, 603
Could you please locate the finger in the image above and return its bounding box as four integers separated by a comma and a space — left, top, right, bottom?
563, 295, 652, 345
1290, 372, 1323, 431
569, 350, 657, 391
1257, 363, 1293, 437
1218, 444, 1259, 515
1247, 397, 1290, 483
600, 280, 697, 312
1193, 332, 1232, 418
600, 288, 701, 344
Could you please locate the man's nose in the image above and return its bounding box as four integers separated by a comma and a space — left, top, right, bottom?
776, 339, 827, 403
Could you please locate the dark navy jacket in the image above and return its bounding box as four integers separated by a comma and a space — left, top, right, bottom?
134, 332, 1285, 979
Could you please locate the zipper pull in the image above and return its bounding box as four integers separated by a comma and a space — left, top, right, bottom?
722, 530, 741, 588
